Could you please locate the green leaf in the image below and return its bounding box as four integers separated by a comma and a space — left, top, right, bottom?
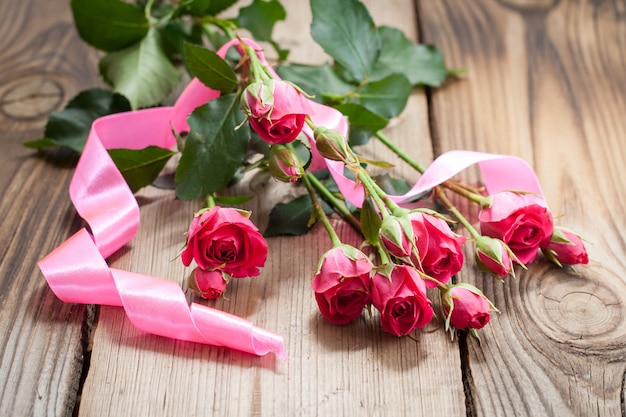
238, 0, 289, 61
310, 0, 380, 82
276, 63, 352, 103
355, 74, 411, 119
238, 0, 286, 42
357, 156, 394, 169
161, 21, 204, 63
206, 0, 238, 15
100, 27, 181, 109
265, 195, 313, 237
264, 194, 330, 237
108, 146, 176, 193
335, 103, 388, 146
372, 26, 450, 87
360, 197, 381, 245
183, 0, 211, 16
183, 42, 238, 92
23, 138, 56, 149
375, 173, 412, 196
70, 0, 150, 52
23, 89, 131, 153
174, 93, 250, 200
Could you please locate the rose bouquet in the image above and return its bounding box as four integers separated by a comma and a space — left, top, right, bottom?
30, 0, 588, 354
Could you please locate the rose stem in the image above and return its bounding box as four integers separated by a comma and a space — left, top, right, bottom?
374, 131, 485, 205
283, 139, 361, 231
434, 187, 482, 240
302, 174, 342, 247
356, 170, 394, 218
205, 193, 216, 209
305, 173, 361, 231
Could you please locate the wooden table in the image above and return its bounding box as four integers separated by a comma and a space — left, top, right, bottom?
1, 0, 625, 416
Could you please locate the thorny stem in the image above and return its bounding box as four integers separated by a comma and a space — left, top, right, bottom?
284, 140, 361, 231
442, 180, 486, 205
357, 170, 391, 219
242, 42, 273, 83
303, 175, 342, 247
305, 173, 361, 231
362, 171, 406, 215
376, 131, 426, 173
199, 16, 238, 40
434, 187, 482, 240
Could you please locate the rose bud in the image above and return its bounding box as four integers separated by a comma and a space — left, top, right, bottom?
542, 226, 589, 266
312, 244, 373, 325
379, 214, 414, 258
371, 265, 434, 336
475, 236, 517, 279
181, 207, 268, 278
246, 80, 313, 145
240, 79, 274, 118
313, 126, 358, 165
189, 268, 228, 299
268, 144, 304, 183
409, 211, 466, 288
440, 284, 495, 331
479, 191, 553, 264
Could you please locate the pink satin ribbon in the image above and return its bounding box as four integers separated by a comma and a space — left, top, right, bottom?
322, 149, 545, 209
39, 39, 287, 360
38, 37, 544, 361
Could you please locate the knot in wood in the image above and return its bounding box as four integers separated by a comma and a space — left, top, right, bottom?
0, 75, 64, 120
531, 268, 624, 344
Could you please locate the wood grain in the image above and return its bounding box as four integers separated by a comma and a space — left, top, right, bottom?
419, 0, 626, 415
2, 0, 624, 416
0, 0, 102, 416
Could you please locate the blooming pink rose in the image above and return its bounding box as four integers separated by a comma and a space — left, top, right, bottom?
312, 245, 373, 325
442, 285, 492, 330
181, 207, 268, 278
475, 236, 515, 278
189, 268, 228, 299
479, 192, 553, 264
244, 80, 313, 144
543, 227, 589, 265
371, 265, 434, 336
409, 212, 466, 288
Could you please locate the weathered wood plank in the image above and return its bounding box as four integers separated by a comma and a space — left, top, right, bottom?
419, 1, 626, 416
0, 0, 103, 416
76, 1, 466, 416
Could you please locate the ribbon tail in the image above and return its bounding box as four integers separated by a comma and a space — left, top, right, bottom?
39, 228, 285, 358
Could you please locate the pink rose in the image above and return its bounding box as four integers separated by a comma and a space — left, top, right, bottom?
244, 80, 313, 144
312, 245, 373, 325
479, 192, 553, 264
371, 265, 434, 336
409, 212, 466, 288
475, 236, 515, 279
181, 207, 268, 278
442, 285, 492, 330
542, 226, 589, 266
189, 268, 228, 299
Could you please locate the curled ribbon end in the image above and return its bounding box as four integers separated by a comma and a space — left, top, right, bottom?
252, 327, 287, 361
